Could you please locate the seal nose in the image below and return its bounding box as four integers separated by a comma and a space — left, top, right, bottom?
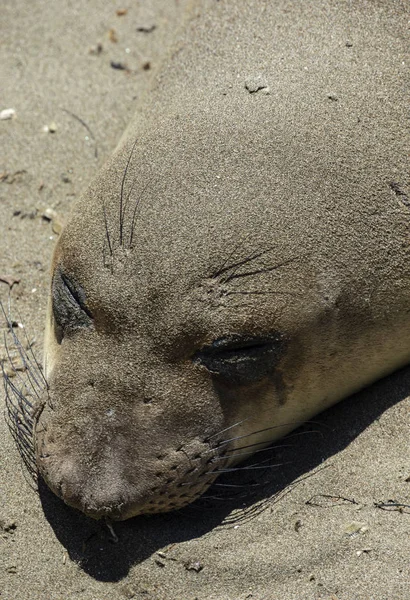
57, 480, 124, 519
35, 408, 139, 519
51, 461, 136, 520
36, 437, 132, 519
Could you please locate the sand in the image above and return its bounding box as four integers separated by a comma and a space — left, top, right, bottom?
1, 1, 409, 599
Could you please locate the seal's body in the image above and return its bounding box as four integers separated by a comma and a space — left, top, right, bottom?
34, 0, 410, 520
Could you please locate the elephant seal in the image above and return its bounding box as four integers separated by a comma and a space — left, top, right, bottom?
31, 0, 409, 520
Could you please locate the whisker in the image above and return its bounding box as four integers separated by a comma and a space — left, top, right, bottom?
3, 335, 28, 385
3, 377, 35, 440
220, 485, 295, 526
103, 200, 113, 258
128, 177, 152, 249
10, 418, 33, 443
204, 419, 325, 457
223, 455, 285, 469
3, 375, 37, 482
225, 265, 291, 283
212, 463, 332, 528
225, 290, 301, 297
199, 494, 249, 502
212, 462, 289, 474
1, 299, 40, 483
219, 247, 276, 283
223, 456, 284, 469
213, 444, 294, 461
119, 138, 139, 246
3, 367, 33, 409
208, 421, 307, 452
4, 334, 41, 401
5, 328, 41, 386
5, 397, 34, 429
5, 418, 33, 454
224, 254, 306, 284
284, 428, 326, 439
229, 429, 325, 453
18, 321, 48, 388
121, 173, 138, 226
213, 482, 262, 488
1, 301, 43, 388
204, 418, 247, 442
3, 342, 37, 409
211, 233, 254, 278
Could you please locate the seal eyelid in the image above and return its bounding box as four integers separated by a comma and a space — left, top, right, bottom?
208, 336, 274, 353
59, 272, 93, 319
52, 268, 93, 339
193, 333, 285, 385
203, 333, 284, 353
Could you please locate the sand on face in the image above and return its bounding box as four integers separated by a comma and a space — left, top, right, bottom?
1, 1, 409, 599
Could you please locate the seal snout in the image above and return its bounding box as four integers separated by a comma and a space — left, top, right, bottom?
35, 407, 226, 520
38, 452, 222, 520
36, 448, 142, 520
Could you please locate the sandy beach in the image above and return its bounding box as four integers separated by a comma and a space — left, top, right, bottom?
1, 1, 409, 599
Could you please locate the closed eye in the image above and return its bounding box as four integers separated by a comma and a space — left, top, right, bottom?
193, 333, 285, 385
52, 267, 93, 342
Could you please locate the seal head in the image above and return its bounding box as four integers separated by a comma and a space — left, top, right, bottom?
34, 0, 410, 520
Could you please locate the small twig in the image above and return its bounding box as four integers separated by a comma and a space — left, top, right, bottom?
306, 493, 359, 508
374, 500, 410, 513
105, 519, 119, 543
